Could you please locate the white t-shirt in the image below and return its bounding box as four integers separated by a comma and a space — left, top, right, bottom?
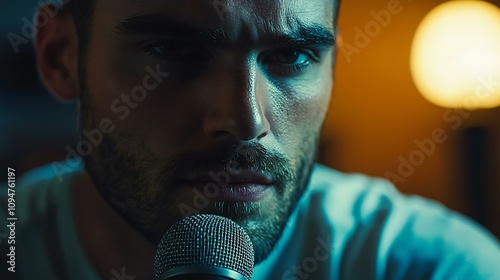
1, 163, 499, 279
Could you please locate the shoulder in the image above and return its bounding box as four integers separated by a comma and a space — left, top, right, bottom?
307, 164, 400, 223
306, 164, 500, 279
0, 162, 83, 279
385, 195, 500, 279
0, 161, 81, 223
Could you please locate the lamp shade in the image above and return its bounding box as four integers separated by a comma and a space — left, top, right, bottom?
410, 1, 500, 109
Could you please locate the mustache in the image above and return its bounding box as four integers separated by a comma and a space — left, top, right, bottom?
158, 142, 294, 183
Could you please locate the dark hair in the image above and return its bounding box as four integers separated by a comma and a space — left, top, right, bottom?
61, 0, 95, 54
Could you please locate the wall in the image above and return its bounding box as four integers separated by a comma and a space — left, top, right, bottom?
321, 0, 500, 236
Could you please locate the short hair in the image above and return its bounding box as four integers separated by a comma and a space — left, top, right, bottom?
61, 0, 95, 54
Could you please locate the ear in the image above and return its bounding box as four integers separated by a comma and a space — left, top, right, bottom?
35, 4, 80, 100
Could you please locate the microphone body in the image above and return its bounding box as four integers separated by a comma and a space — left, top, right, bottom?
167, 276, 234, 280
160, 266, 247, 280
154, 214, 255, 280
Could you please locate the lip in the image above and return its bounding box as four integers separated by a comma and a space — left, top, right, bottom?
185, 170, 273, 185
183, 170, 274, 202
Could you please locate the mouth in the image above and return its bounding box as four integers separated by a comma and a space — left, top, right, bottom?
182, 170, 274, 202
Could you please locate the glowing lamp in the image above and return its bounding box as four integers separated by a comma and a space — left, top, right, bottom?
410, 1, 500, 109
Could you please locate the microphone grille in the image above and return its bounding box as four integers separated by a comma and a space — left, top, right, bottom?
154, 214, 254, 280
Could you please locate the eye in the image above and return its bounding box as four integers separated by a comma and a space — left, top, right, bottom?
261, 48, 319, 77
142, 40, 199, 61
267, 49, 311, 65
151, 41, 189, 57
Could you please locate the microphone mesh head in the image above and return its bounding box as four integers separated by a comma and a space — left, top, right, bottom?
154, 214, 254, 280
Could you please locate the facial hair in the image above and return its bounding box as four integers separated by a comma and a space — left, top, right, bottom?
79, 91, 319, 264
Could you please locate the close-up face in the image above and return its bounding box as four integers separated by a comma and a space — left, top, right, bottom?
77, 0, 337, 263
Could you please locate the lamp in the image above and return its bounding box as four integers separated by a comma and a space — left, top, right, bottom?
410, 0, 500, 110
410, 0, 500, 229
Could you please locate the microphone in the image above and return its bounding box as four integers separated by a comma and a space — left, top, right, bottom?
154, 214, 255, 280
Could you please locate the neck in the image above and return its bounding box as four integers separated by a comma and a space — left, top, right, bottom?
72, 169, 156, 279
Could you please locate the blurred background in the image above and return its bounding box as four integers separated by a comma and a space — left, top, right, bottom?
1, 0, 499, 238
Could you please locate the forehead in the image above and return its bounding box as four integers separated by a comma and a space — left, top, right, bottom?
95, 0, 336, 41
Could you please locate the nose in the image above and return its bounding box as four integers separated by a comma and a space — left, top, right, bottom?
203, 62, 270, 142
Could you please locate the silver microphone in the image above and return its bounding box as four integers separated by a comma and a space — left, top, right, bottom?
154, 214, 255, 280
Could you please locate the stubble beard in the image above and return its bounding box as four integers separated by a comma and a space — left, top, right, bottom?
78, 90, 319, 264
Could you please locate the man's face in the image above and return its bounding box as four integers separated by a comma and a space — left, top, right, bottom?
80, 0, 336, 263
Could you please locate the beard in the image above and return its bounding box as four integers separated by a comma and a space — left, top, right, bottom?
79, 92, 319, 264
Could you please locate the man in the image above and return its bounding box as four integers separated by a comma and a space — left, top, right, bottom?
1, 0, 499, 279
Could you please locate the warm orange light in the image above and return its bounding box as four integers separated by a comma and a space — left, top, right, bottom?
410, 1, 500, 109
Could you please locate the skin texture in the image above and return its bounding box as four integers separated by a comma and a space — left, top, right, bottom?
35, 0, 337, 278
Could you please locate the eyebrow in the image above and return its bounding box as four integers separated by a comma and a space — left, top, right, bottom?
114, 14, 336, 49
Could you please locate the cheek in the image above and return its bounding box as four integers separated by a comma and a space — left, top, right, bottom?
292, 79, 332, 125
270, 71, 333, 139
274, 48, 334, 125
266, 67, 333, 159
265, 85, 329, 160
85, 47, 189, 156
85, 55, 149, 130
